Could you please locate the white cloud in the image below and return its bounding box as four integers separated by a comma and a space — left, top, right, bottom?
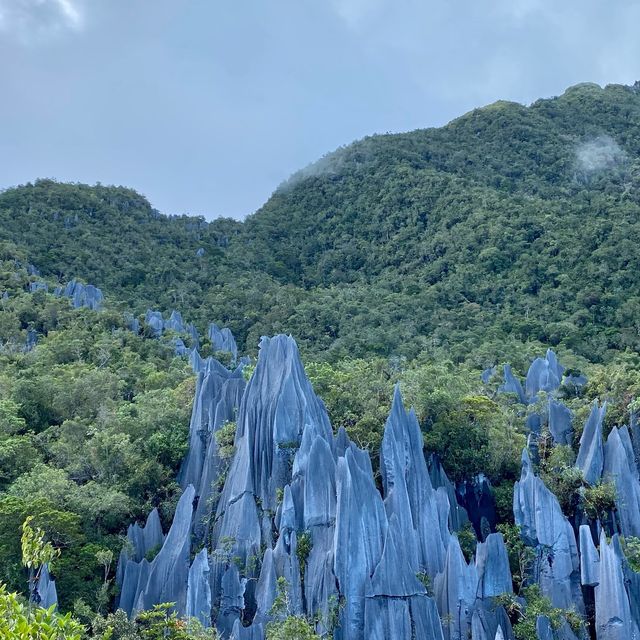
576, 135, 626, 174
0, 0, 84, 43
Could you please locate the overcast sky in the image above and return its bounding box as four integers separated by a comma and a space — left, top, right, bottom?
0, 1, 639, 220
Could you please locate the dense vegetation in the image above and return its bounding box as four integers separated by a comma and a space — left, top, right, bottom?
2, 82, 640, 365
2, 81, 640, 635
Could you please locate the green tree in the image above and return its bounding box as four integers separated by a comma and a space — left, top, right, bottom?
0, 582, 84, 640
266, 577, 320, 640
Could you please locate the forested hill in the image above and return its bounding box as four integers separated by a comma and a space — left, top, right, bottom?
2, 81, 640, 364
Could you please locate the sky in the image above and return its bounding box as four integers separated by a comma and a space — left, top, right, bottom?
0, 1, 639, 220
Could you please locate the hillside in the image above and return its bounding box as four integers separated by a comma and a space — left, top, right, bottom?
4, 81, 640, 639
2, 83, 640, 366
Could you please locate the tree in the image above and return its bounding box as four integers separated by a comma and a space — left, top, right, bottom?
0, 582, 84, 640
21, 516, 60, 607
266, 577, 320, 640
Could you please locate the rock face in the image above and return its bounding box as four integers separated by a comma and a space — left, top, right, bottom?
181, 356, 246, 539
118, 485, 196, 618
576, 401, 606, 486
498, 350, 576, 447
549, 399, 574, 446
579, 525, 600, 587
37, 564, 58, 609
513, 449, 583, 611
603, 426, 640, 537
525, 350, 563, 401
29, 281, 48, 293
123, 312, 140, 334
186, 550, 212, 627
25, 329, 38, 352
498, 364, 528, 404
144, 310, 165, 337
115, 507, 165, 590
208, 323, 238, 361
143, 309, 199, 350
429, 455, 469, 532
595, 533, 640, 640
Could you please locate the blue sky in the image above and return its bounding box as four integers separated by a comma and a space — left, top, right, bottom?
1, 1, 639, 219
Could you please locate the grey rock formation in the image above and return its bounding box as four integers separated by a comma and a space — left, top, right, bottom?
481, 366, 496, 384
514, 449, 582, 611
142, 309, 201, 351
536, 616, 554, 640
25, 328, 38, 352
563, 374, 588, 392
595, 533, 639, 640
576, 401, 606, 485
433, 536, 478, 640
622, 550, 640, 637
603, 426, 640, 537
61, 279, 104, 310
165, 310, 186, 333
525, 351, 562, 400
173, 338, 190, 356
579, 525, 600, 587
187, 324, 200, 349
217, 335, 332, 519
475, 533, 512, 598
548, 399, 573, 446
145, 310, 165, 337
186, 550, 212, 627
218, 564, 247, 637
37, 564, 58, 609
499, 350, 564, 406
429, 455, 469, 532
231, 620, 264, 640
208, 323, 238, 361
334, 446, 387, 639
123, 312, 140, 334
115, 508, 165, 595
499, 364, 528, 404
119, 486, 195, 617
381, 386, 449, 577
180, 357, 246, 539
363, 513, 428, 639
29, 281, 48, 293
117, 336, 625, 639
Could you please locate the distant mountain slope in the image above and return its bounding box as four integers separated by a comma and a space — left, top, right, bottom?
2, 82, 640, 363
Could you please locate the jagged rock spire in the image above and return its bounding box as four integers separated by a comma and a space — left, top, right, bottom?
595, 533, 640, 640
603, 426, 640, 537
118, 485, 196, 618
513, 448, 583, 611
576, 401, 606, 486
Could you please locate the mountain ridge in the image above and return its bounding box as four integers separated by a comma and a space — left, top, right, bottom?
2, 81, 640, 364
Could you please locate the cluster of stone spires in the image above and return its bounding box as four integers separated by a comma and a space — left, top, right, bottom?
19, 280, 640, 640
18, 275, 105, 352
23, 270, 238, 361
28, 277, 105, 311
496, 350, 640, 640
112, 338, 640, 639
141, 309, 238, 361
